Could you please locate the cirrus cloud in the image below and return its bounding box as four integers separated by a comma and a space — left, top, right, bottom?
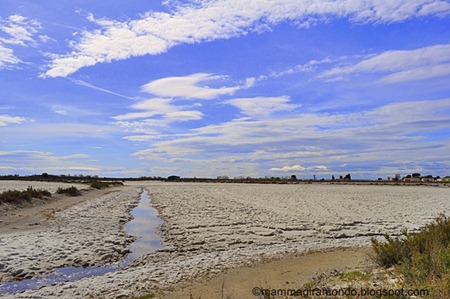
321, 43, 450, 83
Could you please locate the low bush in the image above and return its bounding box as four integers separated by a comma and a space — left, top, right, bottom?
89, 181, 124, 189
56, 186, 81, 196
371, 214, 450, 297
0, 187, 51, 204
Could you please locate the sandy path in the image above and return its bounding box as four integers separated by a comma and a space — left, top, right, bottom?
1, 182, 449, 298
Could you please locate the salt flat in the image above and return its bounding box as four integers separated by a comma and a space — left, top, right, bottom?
151, 183, 449, 252
1, 182, 449, 298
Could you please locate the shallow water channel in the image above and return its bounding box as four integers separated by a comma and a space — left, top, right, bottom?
0, 189, 163, 295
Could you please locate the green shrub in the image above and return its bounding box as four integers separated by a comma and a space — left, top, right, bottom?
371, 214, 450, 297
56, 186, 81, 196
371, 233, 406, 268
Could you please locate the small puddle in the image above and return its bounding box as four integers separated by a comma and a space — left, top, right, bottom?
0, 189, 162, 295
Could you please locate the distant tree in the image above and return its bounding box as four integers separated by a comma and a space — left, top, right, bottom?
42, 173, 49, 178
167, 175, 180, 181
290, 174, 297, 180
412, 173, 421, 178
332, 175, 335, 180
405, 174, 412, 178
344, 173, 352, 181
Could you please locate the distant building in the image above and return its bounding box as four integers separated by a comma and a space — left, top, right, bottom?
421, 177, 435, 182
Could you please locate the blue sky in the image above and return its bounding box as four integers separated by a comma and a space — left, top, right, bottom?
1, 0, 450, 179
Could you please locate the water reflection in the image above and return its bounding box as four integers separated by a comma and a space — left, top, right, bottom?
124, 189, 164, 262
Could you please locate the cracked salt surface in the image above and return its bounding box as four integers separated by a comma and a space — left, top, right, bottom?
0, 190, 162, 296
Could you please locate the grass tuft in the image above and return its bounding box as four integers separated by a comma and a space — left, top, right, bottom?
339, 270, 368, 282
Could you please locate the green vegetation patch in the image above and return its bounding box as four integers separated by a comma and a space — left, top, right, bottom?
371, 214, 450, 297
340, 270, 368, 282
0, 187, 52, 204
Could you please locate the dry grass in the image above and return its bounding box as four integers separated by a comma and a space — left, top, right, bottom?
0, 186, 51, 205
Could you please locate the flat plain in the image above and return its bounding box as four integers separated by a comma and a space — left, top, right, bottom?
0, 181, 449, 298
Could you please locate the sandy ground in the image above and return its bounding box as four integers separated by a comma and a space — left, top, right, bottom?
159, 247, 373, 299
0, 181, 449, 298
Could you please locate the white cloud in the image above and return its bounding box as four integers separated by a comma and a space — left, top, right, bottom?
0, 15, 41, 46
114, 97, 203, 141
270, 165, 329, 172
113, 98, 177, 120
44, 0, 450, 77
129, 97, 450, 178
0, 44, 20, 68
0, 150, 100, 174
49, 104, 101, 117
322, 43, 450, 83
226, 96, 298, 117
141, 73, 242, 100
313, 165, 328, 171
114, 98, 203, 121
123, 135, 159, 142
270, 59, 333, 78
1, 123, 118, 140
0, 15, 42, 69
0, 115, 25, 126
270, 165, 306, 172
